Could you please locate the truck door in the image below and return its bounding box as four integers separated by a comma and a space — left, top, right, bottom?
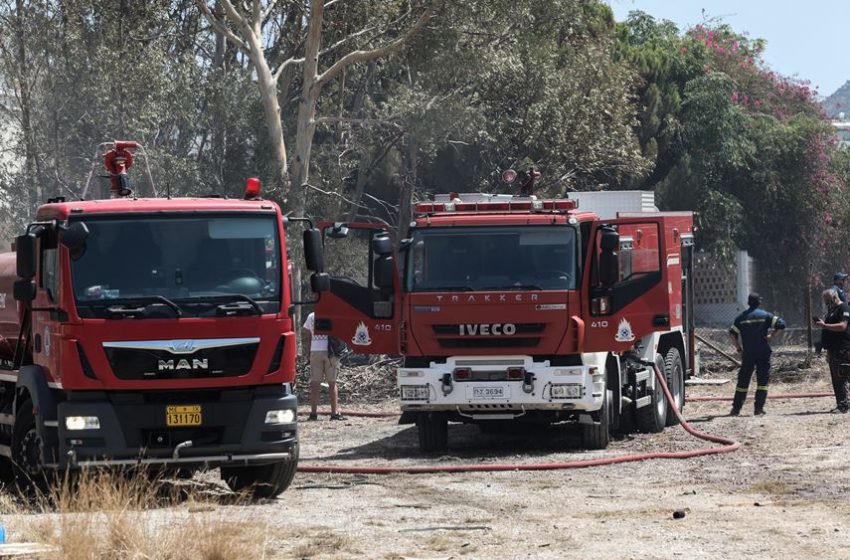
584, 217, 670, 352
312, 223, 401, 355
31, 228, 62, 378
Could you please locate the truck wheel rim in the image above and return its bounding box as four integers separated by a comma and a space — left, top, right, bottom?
19, 429, 42, 476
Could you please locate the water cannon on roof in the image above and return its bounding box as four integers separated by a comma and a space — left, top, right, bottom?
103, 140, 137, 197
82, 140, 157, 200
501, 167, 540, 196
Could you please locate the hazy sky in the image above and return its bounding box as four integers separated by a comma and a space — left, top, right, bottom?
606, 0, 850, 97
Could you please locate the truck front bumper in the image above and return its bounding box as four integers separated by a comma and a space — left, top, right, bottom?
398, 355, 606, 415
51, 385, 297, 469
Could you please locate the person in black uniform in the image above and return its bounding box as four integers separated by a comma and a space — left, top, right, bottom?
815, 272, 849, 355
728, 293, 786, 416
815, 288, 850, 413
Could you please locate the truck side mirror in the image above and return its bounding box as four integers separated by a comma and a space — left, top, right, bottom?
372, 232, 392, 256
13, 279, 36, 302
15, 234, 37, 279
303, 228, 324, 272
374, 255, 394, 289
327, 223, 349, 239
310, 272, 330, 293
599, 226, 620, 287
59, 221, 89, 261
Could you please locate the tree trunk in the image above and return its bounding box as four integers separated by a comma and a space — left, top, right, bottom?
398, 134, 418, 238
345, 150, 371, 222
13, 0, 44, 210
255, 59, 290, 196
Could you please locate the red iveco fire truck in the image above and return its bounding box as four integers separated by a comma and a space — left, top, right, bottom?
0, 141, 324, 496
308, 185, 695, 451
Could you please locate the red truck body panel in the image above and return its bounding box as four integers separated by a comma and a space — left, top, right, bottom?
2, 196, 296, 390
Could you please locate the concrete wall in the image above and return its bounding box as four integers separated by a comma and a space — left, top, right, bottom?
694, 250, 756, 327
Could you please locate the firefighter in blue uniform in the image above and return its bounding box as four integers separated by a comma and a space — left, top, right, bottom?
728, 293, 786, 416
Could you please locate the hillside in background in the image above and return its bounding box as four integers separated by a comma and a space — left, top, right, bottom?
823, 80, 850, 117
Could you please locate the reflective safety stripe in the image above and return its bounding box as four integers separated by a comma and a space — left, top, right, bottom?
735, 387, 749, 392
740, 319, 767, 324
730, 325, 740, 334
757, 386, 769, 390
771, 316, 778, 328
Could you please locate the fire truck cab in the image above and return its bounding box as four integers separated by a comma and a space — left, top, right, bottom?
309, 191, 695, 451
0, 142, 325, 496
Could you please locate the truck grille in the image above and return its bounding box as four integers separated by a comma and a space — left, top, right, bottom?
437, 338, 540, 349
432, 323, 544, 349
103, 341, 259, 380
432, 323, 545, 335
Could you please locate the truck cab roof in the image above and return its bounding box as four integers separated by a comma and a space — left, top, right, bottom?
35, 197, 279, 221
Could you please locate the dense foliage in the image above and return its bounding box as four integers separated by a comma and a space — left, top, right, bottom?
0, 0, 847, 311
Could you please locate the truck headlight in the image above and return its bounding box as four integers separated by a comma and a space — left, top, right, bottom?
400, 385, 430, 400
550, 384, 583, 399
65, 416, 101, 430
265, 410, 296, 424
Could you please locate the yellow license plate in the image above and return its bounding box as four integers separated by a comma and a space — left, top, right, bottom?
166, 405, 202, 427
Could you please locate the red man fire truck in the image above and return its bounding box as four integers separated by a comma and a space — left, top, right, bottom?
0, 141, 324, 496
308, 185, 695, 451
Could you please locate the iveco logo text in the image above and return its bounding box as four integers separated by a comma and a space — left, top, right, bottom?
158, 359, 209, 371
458, 323, 517, 336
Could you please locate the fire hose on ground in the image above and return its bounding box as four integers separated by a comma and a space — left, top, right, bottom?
293, 364, 791, 474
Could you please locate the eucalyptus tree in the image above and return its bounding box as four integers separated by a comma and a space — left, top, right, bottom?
196, 0, 438, 215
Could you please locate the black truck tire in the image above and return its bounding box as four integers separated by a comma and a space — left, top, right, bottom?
581, 389, 611, 450
635, 355, 668, 433
221, 442, 299, 499
664, 348, 685, 426
12, 398, 49, 492
417, 412, 448, 452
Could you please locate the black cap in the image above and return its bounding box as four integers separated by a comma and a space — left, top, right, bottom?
834, 272, 848, 282
747, 293, 761, 307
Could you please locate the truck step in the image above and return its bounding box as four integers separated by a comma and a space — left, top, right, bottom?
635, 396, 652, 409
634, 369, 651, 383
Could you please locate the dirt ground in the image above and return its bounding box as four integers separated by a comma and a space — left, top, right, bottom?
7, 358, 850, 559
242, 356, 850, 559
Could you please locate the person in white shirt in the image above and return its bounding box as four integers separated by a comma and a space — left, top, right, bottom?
302, 312, 344, 420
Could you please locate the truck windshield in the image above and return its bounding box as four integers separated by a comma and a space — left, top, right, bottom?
406, 225, 578, 292
70, 214, 281, 317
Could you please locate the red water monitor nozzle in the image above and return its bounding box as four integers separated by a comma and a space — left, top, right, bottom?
103, 140, 138, 197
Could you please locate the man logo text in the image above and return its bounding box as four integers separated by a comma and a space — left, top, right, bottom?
158, 358, 209, 371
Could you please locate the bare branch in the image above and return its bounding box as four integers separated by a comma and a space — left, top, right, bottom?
315, 4, 436, 89
319, 23, 378, 57
323, 0, 341, 8
218, 0, 257, 39
262, 0, 281, 22
252, 0, 261, 24
273, 55, 305, 81
303, 181, 371, 212
314, 116, 402, 129
194, 0, 251, 55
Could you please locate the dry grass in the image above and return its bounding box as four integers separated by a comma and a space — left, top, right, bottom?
6, 469, 272, 560
748, 479, 795, 496
289, 530, 351, 558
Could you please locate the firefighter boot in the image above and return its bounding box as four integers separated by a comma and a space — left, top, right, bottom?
754, 386, 768, 416
731, 388, 747, 416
